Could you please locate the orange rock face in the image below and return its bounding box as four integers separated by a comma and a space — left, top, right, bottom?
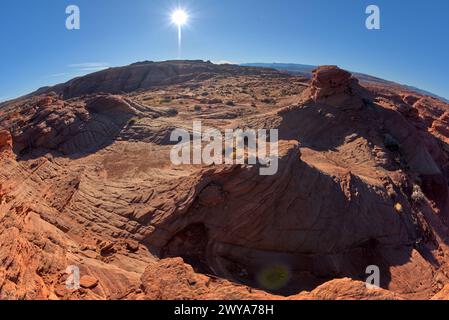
80, 275, 99, 289
310, 65, 353, 98
0, 130, 12, 153
1, 61, 449, 300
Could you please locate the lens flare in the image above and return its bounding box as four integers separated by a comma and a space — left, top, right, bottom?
171, 9, 189, 59
257, 264, 291, 291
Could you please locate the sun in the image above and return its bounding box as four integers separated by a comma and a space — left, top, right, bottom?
171, 9, 188, 26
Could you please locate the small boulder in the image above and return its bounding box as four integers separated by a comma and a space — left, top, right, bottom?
86, 95, 137, 115
401, 93, 420, 106
80, 275, 99, 289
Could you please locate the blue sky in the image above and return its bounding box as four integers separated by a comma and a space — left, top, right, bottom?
0, 0, 448, 101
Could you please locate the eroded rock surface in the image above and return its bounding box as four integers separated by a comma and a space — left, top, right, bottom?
1, 61, 449, 300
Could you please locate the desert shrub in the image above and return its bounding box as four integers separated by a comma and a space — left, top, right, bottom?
411, 184, 425, 202
165, 108, 178, 116
208, 98, 223, 105
387, 188, 397, 199
160, 96, 172, 103
226, 100, 235, 106
127, 116, 141, 128
193, 105, 202, 112
262, 98, 276, 104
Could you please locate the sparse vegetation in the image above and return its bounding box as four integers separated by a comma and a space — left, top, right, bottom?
127, 117, 138, 127
261, 97, 276, 104
193, 105, 202, 112
411, 184, 425, 203
160, 96, 172, 103
387, 188, 397, 200
165, 108, 178, 116
208, 98, 223, 105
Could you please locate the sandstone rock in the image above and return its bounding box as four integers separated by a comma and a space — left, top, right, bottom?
0, 129, 12, 152
141, 258, 275, 300
80, 275, 99, 289
198, 184, 225, 207
1, 61, 449, 301
431, 282, 449, 300
299, 278, 402, 300
141, 259, 402, 300
125, 240, 139, 253
310, 65, 356, 101
401, 93, 420, 106
54, 284, 69, 298
85, 95, 137, 116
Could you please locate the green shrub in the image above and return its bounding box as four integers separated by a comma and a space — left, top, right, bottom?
160, 96, 172, 103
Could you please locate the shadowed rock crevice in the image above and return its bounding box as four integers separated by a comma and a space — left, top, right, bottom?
161, 223, 212, 274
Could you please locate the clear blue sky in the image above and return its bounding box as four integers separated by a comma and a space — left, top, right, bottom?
0, 0, 448, 101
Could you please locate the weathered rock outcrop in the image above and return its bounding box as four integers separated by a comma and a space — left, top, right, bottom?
310, 66, 354, 99
297, 278, 402, 300
297, 65, 371, 110
0, 130, 12, 153
140, 258, 402, 300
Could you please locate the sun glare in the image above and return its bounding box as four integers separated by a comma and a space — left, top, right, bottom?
171, 9, 188, 26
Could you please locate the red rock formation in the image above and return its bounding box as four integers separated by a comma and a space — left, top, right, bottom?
300, 65, 370, 109
1, 61, 449, 300
0, 130, 12, 153
310, 66, 354, 99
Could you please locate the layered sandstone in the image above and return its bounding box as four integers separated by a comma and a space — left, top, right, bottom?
1, 61, 449, 300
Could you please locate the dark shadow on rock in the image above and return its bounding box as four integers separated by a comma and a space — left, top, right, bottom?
143, 144, 433, 297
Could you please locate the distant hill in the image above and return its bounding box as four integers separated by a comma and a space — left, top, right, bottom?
2, 60, 447, 105
242, 63, 449, 103
30, 60, 283, 100
241, 63, 316, 78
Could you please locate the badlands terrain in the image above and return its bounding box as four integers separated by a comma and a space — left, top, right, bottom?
1, 60, 449, 300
